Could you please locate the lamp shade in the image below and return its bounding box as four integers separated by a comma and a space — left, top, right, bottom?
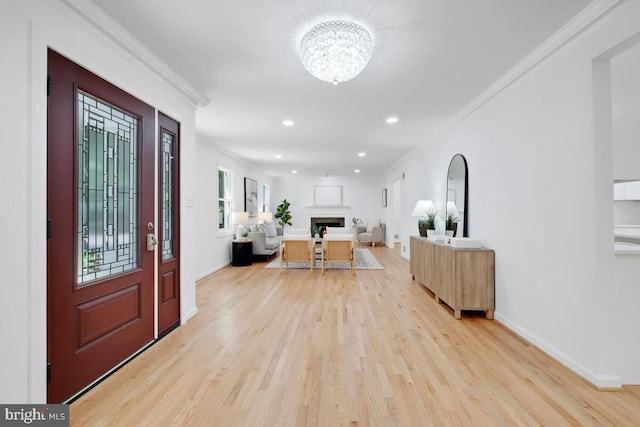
258, 211, 273, 222
231, 211, 249, 225
411, 200, 434, 217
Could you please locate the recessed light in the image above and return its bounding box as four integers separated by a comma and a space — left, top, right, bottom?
291, 170, 298, 174
275, 154, 283, 159
386, 116, 398, 124
283, 120, 294, 127
358, 152, 366, 157
354, 169, 361, 173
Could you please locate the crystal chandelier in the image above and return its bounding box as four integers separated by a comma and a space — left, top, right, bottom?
299, 20, 373, 85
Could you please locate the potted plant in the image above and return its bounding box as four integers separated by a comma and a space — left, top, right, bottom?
418, 204, 438, 237
312, 225, 322, 239
274, 198, 292, 232
424, 208, 437, 237
445, 202, 461, 237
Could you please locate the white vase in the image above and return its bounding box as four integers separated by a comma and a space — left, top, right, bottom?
426, 229, 436, 237
445, 230, 453, 237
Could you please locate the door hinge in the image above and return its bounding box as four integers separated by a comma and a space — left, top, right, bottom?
47, 362, 51, 384
47, 75, 52, 96
47, 218, 51, 240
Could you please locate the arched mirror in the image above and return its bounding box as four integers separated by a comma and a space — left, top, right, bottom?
446, 154, 468, 237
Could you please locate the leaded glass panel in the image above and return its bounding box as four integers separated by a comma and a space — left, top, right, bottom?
161, 130, 174, 260
77, 91, 139, 284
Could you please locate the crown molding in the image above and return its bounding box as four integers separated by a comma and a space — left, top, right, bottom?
197, 134, 276, 179
385, 0, 624, 178
442, 0, 622, 138
54, 0, 209, 108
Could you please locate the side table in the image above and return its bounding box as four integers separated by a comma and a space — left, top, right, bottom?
232, 239, 253, 266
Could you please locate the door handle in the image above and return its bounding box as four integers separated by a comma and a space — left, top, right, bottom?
146, 222, 158, 251
147, 232, 158, 251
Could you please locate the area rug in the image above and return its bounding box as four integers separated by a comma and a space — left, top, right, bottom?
265, 248, 384, 270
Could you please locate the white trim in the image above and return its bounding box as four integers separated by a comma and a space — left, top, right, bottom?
494, 313, 623, 389
385, 0, 622, 176
28, 20, 49, 404
49, 0, 208, 108
447, 0, 621, 131
194, 262, 231, 282
181, 307, 199, 325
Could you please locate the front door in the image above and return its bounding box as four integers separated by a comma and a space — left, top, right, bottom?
47, 49, 155, 403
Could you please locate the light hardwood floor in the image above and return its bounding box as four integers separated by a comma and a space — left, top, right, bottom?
71, 245, 640, 426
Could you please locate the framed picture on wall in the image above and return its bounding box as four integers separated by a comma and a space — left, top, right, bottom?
314, 185, 343, 206
382, 188, 387, 207
244, 177, 258, 217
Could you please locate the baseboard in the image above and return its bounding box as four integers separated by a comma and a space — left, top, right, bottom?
181, 306, 198, 324
494, 313, 622, 389
194, 261, 231, 281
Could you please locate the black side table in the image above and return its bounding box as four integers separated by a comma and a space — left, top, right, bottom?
232, 239, 253, 266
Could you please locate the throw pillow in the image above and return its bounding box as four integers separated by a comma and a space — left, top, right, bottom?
367, 219, 381, 232
261, 221, 277, 238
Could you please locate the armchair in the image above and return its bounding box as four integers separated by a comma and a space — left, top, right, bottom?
280, 233, 315, 271
356, 222, 385, 246
321, 233, 355, 274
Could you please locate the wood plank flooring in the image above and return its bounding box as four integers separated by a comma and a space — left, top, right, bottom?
70, 245, 640, 426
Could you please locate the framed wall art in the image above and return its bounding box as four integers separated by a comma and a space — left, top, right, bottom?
314, 185, 343, 206
244, 177, 258, 217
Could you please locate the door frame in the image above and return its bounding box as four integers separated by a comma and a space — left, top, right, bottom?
27, 21, 196, 403
47, 49, 158, 403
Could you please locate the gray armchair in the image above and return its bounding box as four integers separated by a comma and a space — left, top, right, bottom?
356, 223, 385, 246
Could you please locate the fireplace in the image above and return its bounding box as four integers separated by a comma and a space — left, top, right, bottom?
310, 217, 345, 235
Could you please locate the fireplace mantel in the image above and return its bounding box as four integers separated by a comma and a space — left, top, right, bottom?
305, 205, 351, 213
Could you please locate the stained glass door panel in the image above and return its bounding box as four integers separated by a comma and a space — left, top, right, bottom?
77, 91, 139, 284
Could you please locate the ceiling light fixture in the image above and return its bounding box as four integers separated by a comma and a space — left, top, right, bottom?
299, 20, 373, 85
292, 170, 298, 174
275, 154, 283, 159
358, 152, 366, 157
354, 169, 361, 173
386, 116, 398, 124
283, 120, 294, 127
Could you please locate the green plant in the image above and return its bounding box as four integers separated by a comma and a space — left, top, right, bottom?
274, 198, 292, 230
351, 217, 363, 227
445, 214, 459, 230
445, 203, 461, 230
312, 225, 322, 235
425, 209, 437, 230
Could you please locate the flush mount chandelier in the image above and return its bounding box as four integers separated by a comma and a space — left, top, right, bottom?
299, 20, 373, 85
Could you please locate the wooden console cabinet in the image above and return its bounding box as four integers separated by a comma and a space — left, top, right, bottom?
410, 236, 494, 319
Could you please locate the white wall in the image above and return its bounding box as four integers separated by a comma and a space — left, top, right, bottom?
195, 141, 274, 279
383, 0, 640, 386
272, 174, 386, 232
614, 254, 640, 383
0, 0, 202, 403
612, 39, 640, 179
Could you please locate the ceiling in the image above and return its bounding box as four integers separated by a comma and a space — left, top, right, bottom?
90, 0, 592, 178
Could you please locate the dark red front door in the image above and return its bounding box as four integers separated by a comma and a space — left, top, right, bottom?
157, 112, 181, 335
47, 49, 155, 403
